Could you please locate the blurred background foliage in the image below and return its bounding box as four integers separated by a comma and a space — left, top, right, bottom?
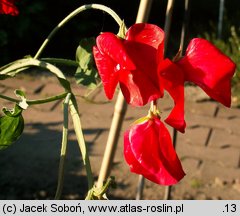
0, 0, 239, 103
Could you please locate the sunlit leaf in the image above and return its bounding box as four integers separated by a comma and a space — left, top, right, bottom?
0, 105, 24, 150
75, 37, 100, 88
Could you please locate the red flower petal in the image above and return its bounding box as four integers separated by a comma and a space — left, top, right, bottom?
93, 46, 119, 100
117, 23, 165, 105
125, 23, 165, 90
158, 59, 186, 133
0, 0, 19, 16
124, 117, 185, 185
96, 32, 135, 70
119, 68, 161, 106
126, 23, 164, 50
124, 129, 151, 177
177, 38, 236, 107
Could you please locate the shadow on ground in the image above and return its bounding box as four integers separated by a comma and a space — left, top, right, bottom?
0, 122, 107, 199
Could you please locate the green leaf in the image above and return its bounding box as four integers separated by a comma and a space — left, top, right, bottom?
75, 67, 99, 89
75, 37, 100, 89
76, 37, 95, 68
0, 105, 24, 150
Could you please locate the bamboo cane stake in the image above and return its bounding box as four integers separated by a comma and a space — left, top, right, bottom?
164, 0, 175, 54
163, 0, 190, 200
217, 0, 225, 39
97, 91, 127, 188
180, 0, 191, 53
136, 175, 145, 200
96, 0, 153, 190
135, 0, 153, 24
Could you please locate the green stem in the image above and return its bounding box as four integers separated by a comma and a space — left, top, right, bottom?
34, 4, 126, 59
0, 58, 66, 79
0, 94, 19, 103
0, 92, 68, 105
69, 98, 94, 196
55, 93, 72, 200
93, 176, 115, 198
40, 58, 79, 68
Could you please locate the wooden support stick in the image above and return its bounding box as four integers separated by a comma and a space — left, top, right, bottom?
97, 92, 127, 188
97, 0, 153, 191
164, 0, 175, 54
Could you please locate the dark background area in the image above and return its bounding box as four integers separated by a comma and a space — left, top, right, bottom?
0, 0, 239, 65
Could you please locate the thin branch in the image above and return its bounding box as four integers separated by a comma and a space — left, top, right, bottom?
34, 4, 125, 59
164, 0, 175, 54
55, 93, 72, 200
0, 92, 68, 105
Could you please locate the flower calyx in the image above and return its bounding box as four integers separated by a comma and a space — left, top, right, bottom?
147, 108, 161, 120
117, 20, 127, 39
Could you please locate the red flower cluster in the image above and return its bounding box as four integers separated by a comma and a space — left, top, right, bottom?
0, 0, 19, 16
93, 23, 236, 185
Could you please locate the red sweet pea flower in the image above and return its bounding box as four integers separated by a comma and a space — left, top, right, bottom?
93, 23, 164, 106
124, 115, 185, 185
0, 0, 19, 16
177, 38, 236, 107
158, 38, 236, 133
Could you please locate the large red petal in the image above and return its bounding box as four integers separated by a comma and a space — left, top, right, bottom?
123, 41, 161, 94
177, 38, 236, 107
156, 118, 185, 183
124, 24, 165, 90
96, 32, 135, 70
93, 46, 119, 100
126, 23, 164, 50
0, 0, 19, 15
124, 117, 185, 185
124, 129, 151, 177
158, 59, 186, 133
